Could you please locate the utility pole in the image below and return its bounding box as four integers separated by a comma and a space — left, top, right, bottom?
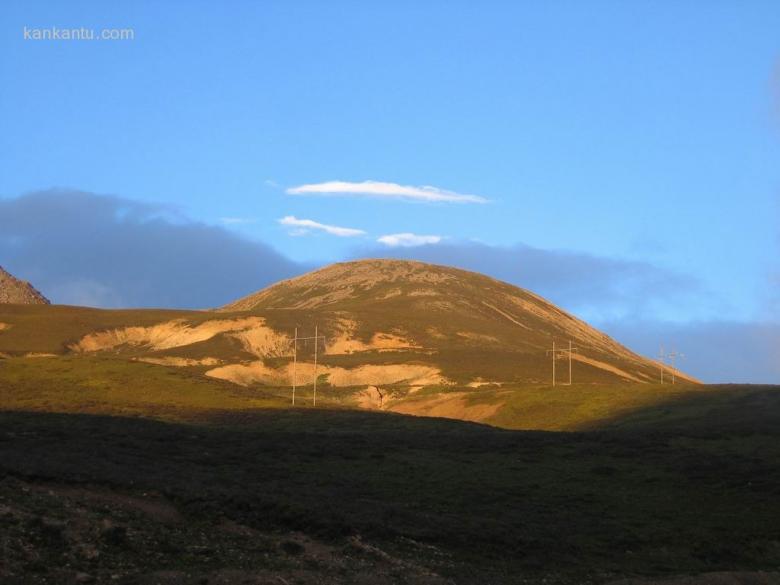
561, 340, 578, 385
657, 345, 685, 384
313, 324, 319, 407
546, 341, 557, 387
292, 327, 298, 406
666, 351, 685, 384
289, 326, 326, 406
547, 341, 579, 387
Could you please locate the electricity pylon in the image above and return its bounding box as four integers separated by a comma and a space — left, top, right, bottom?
561, 340, 578, 385
546, 341, 558, 386
658, 345, 685, 384
666, 350, 685, 384
547, 340, 579, 386
290, 326, 326, 406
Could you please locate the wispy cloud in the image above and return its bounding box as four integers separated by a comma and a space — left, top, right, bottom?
279, 215, 366, 237
377, 233, 442, 247
286, 180, 488, 204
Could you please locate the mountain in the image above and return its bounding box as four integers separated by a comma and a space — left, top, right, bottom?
0, 266, 49, 305
220, 259, 695, 386
0, 258, 698, 427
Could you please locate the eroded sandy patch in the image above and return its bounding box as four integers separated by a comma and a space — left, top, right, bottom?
70, 317, 289, 357
467, 378, 499, 388
389, 392, 503, 423
356, 386, 386, 409
456, 331, 500, 344
326, 319, 420, 354
206, 361, 444, 387
136, 356, 223, 367
0, 322, 10, 332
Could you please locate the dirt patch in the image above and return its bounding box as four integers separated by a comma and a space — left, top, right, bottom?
228, 325, 291, 357
329, 331, 420, 354
467, 378, 499, 388
356, 386, 386, 409
377, 288, 403, 299
0, 322, 10, 332
136, 356, 222, 367
426, 327, 447, 340
456, 331, 500, 344
324, 318, 420, 354
389, 392, 503, 423
206, 361, 445, 387
408, 289, 440, 297
70, 317, 290, 357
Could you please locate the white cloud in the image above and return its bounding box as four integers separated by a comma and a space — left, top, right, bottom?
377, 233, 442, 247
286, 180, 487, 204
279, 216, 366, 237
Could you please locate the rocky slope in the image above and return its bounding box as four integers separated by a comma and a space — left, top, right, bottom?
0, 266, 49, 305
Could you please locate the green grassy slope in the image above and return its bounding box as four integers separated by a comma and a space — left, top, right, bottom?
0, 304, 204, 355
0, 260, 697, 391
0, 354, 746, 432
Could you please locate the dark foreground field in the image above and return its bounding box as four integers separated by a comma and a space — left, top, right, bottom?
3, 404, 780, 584
2, 357, 780, 583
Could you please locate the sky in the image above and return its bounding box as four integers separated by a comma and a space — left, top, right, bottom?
0, 1, 779, 382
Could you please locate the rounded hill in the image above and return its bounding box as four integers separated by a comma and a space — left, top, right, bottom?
221, 259, 694, 385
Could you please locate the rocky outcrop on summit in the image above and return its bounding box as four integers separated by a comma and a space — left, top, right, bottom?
0, 267, 50, 305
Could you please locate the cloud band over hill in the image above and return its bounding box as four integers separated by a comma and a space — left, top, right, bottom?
0, 189, 776, 382
0, 190, 307, 309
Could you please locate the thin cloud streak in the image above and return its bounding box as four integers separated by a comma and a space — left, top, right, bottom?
378, 233, 442, 247
279, 215, 366, 237
286, 180, 488, 203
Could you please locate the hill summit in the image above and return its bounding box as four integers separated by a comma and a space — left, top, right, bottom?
222, 259, 695, 385
0, 266, 49, 305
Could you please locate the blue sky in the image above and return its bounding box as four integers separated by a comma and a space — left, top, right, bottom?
1, 1, 779, 381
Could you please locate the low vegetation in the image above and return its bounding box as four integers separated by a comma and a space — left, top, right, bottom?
1, 354, 780, 583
